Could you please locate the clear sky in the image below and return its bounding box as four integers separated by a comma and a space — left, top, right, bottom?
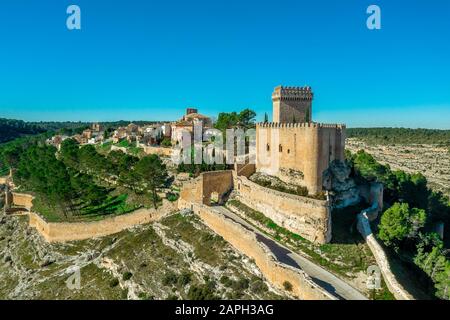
0, 0, 449, 128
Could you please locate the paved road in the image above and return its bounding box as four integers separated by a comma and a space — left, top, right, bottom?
212, 206, 368, 300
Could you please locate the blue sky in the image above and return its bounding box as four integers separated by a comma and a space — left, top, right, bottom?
0, 0, 449, 128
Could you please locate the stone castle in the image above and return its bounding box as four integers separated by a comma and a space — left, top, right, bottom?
179, 85, 349, 245
256, 86, 346, 195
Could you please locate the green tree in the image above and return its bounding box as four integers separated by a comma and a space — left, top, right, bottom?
160, 138, 172, 147
134, 155, 168, 208
378, 202, 427, 247
237, 108, 256, 129
60, 138, 80, 169
414, 233, 450, 300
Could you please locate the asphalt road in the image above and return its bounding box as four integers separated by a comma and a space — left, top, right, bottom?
212, 206, 368, 300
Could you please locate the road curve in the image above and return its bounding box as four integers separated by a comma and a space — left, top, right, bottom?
212, 206, 368, 300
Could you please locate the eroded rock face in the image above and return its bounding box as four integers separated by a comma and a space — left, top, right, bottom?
323, 160, 361, 208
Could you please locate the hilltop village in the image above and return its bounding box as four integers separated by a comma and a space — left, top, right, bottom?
0, 86, 448, 301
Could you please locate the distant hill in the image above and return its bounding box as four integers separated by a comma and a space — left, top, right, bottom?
0, 118, 47, 144
0, 119, 92, 144
347, 128, 450, 146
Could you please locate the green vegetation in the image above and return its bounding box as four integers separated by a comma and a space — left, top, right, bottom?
122, 271, 133, 281
0, 136, 168, 221
347, 149, 450, 229
134, 154, 168, 209
0, 118, 47, 143
378, 203, 426, 247
214, 108, 256, 132
250, 175, 326, 200
347, 149, 450, 300
161, 138, 172, 147
282, 281, 293, 292
347, 127, 450, 146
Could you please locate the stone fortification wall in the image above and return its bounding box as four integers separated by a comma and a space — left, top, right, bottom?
357, 184, 414, 300
235, 175, 331, 244
179, 171, 234, 206
29, 200, 176, 243
180, 202, 335, 300
10, 192, 34, 210
142, 146, 173, 157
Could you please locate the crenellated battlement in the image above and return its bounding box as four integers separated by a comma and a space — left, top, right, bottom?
272, 86, 313, 101
257, 122, 346, 129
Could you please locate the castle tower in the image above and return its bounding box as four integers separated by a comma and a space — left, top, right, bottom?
272, 86, 313, 123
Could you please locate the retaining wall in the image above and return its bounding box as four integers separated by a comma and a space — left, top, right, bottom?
29, 200, 176, 243
235, 176, 331, 244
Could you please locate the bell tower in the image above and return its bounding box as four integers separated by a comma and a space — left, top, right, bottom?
272, 86, 313, 123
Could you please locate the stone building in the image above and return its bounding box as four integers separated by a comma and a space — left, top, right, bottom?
256, 86, 346, 195
171, 108, 212, 144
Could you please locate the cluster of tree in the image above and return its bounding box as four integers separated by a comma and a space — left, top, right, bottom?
214, 108, 256, 132
60, 139, 168, 208
346, 149, 450, 299
1, 134, 168, 219
0, 118, 47, 143
12, 143, 109, 218
347, 127, 450, 146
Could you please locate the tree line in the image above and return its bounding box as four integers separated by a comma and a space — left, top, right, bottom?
347, 127, 450, 146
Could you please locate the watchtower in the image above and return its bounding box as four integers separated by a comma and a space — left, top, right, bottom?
272, 86, 313, 123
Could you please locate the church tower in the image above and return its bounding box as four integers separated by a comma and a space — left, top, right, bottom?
272, 86, 313, 123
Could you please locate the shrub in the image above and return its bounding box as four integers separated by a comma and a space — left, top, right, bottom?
109, 278, 119, 288
177, 271, 192, 287
283, 281, 293, 292
162, 271, 178, 286
166, 192, 179, 202
187, 284, 220, 300
161, 138, 172, 148
251, 280, 268, 294
122, 271, 133, 281
220, 275, 233, 287
231, 278, 249, 291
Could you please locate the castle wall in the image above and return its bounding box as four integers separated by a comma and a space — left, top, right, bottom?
256, 123, 345, 194
179, 202, 334, 300
29, 201, 175, 243
11, 192, 34, 210
179, 171, 234, 206
235, 175, 331, 244
142, 146, 173, 157
201, 170, 234, 205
